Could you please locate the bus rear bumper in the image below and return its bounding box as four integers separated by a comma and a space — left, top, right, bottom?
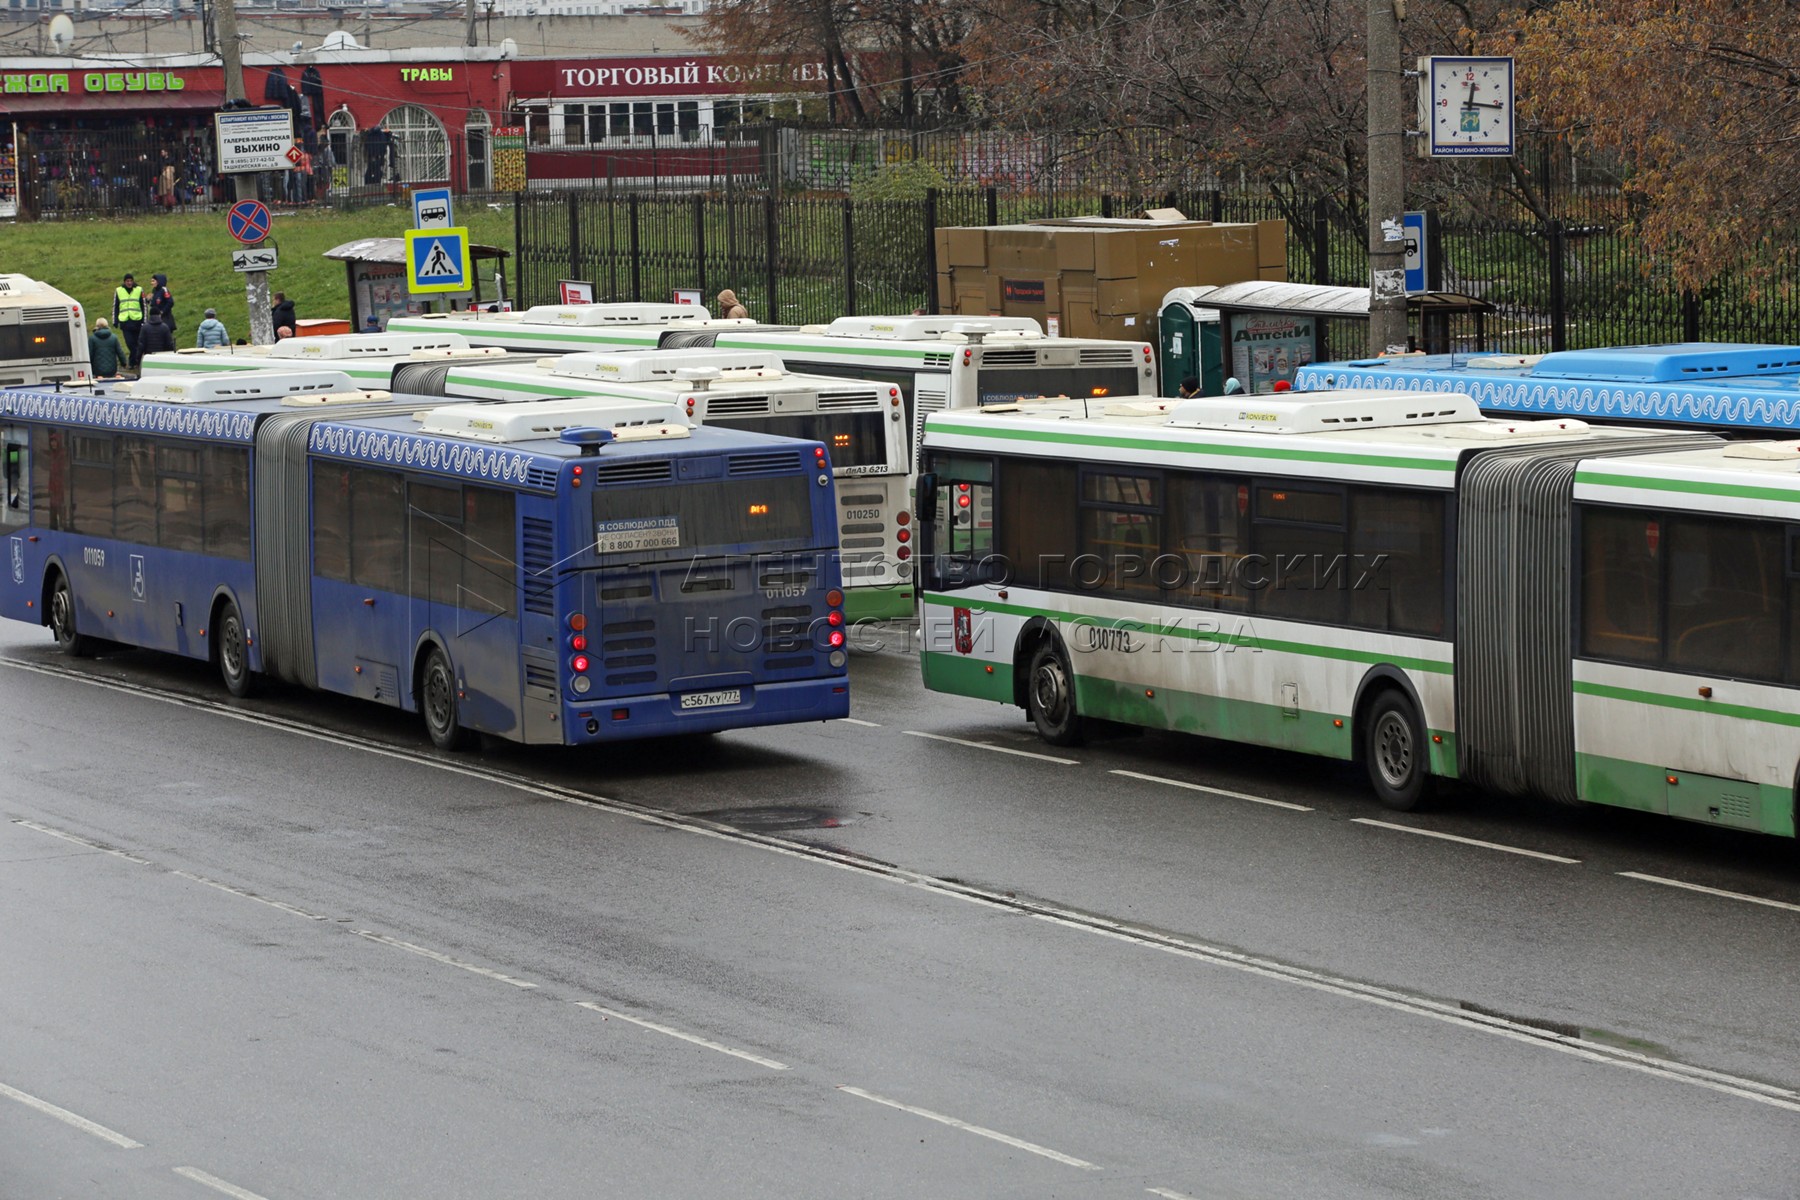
564, 677, 850, 742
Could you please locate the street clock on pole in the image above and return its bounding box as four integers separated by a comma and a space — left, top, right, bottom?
1419, 56, 1515, 157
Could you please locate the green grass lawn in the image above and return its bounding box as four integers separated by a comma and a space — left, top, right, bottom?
7, 203, 517, 345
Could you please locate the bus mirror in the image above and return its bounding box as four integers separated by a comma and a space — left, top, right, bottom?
916, 474, 938, 522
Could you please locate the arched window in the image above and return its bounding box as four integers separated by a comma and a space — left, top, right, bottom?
379, 104, 449, 184
465, 107, 492, 192
326, 106, 357, 186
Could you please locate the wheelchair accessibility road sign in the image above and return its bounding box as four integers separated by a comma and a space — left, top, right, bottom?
405, 226, 472, 294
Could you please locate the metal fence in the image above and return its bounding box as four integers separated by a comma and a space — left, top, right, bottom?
514, 184, 1800, 354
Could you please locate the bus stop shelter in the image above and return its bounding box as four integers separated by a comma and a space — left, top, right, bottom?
324, 238, 513, 333
1159, 281, 1494, 395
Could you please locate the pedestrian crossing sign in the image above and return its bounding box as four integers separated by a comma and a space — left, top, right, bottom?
405, 226, 472, 294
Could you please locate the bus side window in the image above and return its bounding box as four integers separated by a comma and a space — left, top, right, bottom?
2, 430, 25, 527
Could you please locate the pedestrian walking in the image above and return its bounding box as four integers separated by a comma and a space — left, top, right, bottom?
113, 272, 145, 368
195, 308, 230, 349
88, 318, 126, 378
147, 272, 175, 330
137, 310, 175, 356
716, 288, 749, 320
271, 291, 297, 333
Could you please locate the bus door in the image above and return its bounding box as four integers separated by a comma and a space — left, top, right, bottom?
2, 428, 26, 617
310, 462, 412, 705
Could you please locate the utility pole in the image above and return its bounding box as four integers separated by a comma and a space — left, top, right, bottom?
464, 0, 478, 48
214, 0, 275, 346
1366, 0, 1409, 356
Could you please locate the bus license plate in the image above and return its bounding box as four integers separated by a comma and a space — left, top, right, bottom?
680, 688, 742, 710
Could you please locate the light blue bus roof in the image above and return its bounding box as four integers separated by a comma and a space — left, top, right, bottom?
1294, 343, 1800, 430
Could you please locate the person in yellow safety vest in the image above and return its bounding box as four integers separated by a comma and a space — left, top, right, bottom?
112, 273, 145, 371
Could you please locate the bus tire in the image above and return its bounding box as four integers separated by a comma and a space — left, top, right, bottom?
1364, 689, 1432, 811
47, 571, 96, 658
1026, 641, 1086, 747
214, 599, 257, 699
420, 646, 473, 752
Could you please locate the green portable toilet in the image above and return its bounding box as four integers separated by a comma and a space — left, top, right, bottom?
1159, 288, 1224, 396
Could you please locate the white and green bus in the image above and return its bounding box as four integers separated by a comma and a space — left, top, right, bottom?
915, 391, 1800, 837
667, 316, 1157, 469
137, 332, 512, 389
389, 348, 917, 621
386, 303, 750, 354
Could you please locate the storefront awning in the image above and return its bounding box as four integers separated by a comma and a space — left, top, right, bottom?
1, 89, 226, 116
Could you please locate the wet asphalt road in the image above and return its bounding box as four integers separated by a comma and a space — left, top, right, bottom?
3, 623, 1798, 1199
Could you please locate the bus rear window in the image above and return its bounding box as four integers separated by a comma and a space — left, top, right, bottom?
0, 322, 74, 360
706, 411, 891, 470
977, 367, 1140, 404
592, 475, 815, 553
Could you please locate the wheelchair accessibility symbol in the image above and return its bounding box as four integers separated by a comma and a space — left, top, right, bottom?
9, 536, 21, 586
131, 554, 145, 601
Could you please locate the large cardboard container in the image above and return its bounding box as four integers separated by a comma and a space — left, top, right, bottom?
932, 212, 1287, 343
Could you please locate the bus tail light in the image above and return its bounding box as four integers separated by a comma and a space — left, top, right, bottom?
826, 589, 843, 607
829, 630, 845, 648
571, 465, 584, 488
571, 634, 588, 651
571, 654, 590, 673
896, 510, 910, 526
896, 528, 910, 543
897, 546, 911, 560
569, 613, 587, 632
889, 387, 901, 405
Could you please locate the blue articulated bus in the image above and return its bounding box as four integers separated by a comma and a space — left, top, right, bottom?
1295, 342, 1800, 434
1, 369, 850, 747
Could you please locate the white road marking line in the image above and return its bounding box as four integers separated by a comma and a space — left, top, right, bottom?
903, 730, 1079, 765
1352, 819, 1582, 864
0, 1081, 143, 1149
837, 1086, 1099, 1170
10, 658, 1796, 1112
837, 717, 882, 727
173, 1166, 272, 1200
169, 871, 329, 921
1110, 769, 1313, 811
574, 1002, 789, 1070
352, 931, 539, 990
1619, 871, 1800, 914
1147, 1189, 1202, 1200
13, 819, 152, 864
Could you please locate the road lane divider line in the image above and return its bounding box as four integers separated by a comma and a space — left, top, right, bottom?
1618, 872, 1800, 914
10, 657, 1796, 1113
574, 1002, 789, 1070
12, 819, 152, 864
1147, 1189, 1203, 1200
0, 1080, 144, 1149
1351, 819, 1582, 864
1110, 770, 1313, 811
169, 871, 330, 922
837, 717, 883, 727
173, 1167, 272, 1200
903, 730, 1079, 765
352, 931, 539, 990
836, 1086, 1099, 1169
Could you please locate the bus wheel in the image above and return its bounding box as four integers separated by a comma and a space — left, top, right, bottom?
215, 600, 257, 699
48, 573, 96, 658
420, 647, 473, 752
1364, 690, 1432, 811
1026, 641, 1087, 747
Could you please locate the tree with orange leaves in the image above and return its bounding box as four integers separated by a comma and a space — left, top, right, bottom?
1504, 0, 1800, 290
